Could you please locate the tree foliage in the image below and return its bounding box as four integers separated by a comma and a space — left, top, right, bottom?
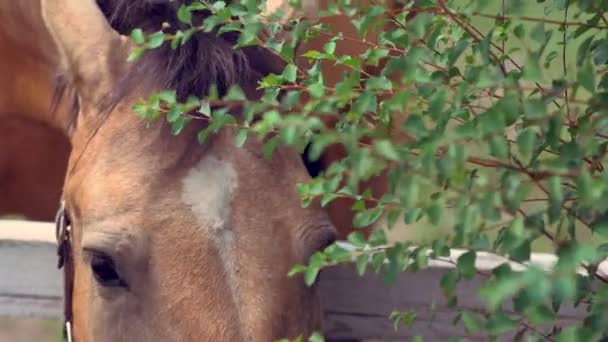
130, 0, 608, 340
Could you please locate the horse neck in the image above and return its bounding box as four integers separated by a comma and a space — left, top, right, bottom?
0, 0, 71, 134
0, 0, 56, 59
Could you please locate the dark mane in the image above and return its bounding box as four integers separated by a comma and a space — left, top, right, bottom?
100, 0, 252, 101
54, 0, 287, 126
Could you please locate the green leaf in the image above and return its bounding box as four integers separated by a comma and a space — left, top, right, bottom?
408, 12, 433, 39
489, 136, 509, 158
386, 209, 401, 229
304, 252, 326, 286
283, 64, 298, 83
555, 327, 589, 342
197, 128, 211, 144
147, 32, 166, 49
440, 269, 459, 296
211, 1, 225, 11
485, 311, 518, 335
323, 41, 336, 55
320, 193, 338, 207
509, 240, 531, 262
390, 311, 417, 331
400, 175, 419, 209
166, 106, 182, 123
547, 176, 563, 224
457, 251, 476, 279
576, 171, 594, 206
130, 28, 145, 45
347, 231, 367, 247
301, 50, 322, 59
305, 265, 320, 286
577, 57, 596, 92
374, 140, 400, 161
158, 90, 177, 104
523, 99, 546, 119
404, 208, 423, 224
198, 100, 211, 117
460, 311, 483, 333
127, 47, 145, 62
479, 272, 521, 310
530, 22, 547, 45
513, 24, 525, 39
591, 213, 608, 237
308, 332, 325, 342
224, 86, 247, 101
177, 5, 193, 25
552, 276, 576, 308
448, 39, 469, 66
263, 136, 279, 160
516, 128, 536, 163
522, 56, 543, 82
355, 253, 369, 276
280, 126, 297, 145
287, 264, 307, 277
170, 116, 189, 136
576, 35, 594, 67
353, 208, 383, 228
235, 128, 248, 148
365, 76, 393, 91
524, 305, 555, 325
426, 202, 442, 226
307, 82, 325, 99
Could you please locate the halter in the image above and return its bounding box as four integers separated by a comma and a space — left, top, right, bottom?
55, 199, 74, 342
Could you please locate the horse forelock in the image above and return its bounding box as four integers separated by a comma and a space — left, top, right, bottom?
51, 0, 287, 136
101, 0, 254, 102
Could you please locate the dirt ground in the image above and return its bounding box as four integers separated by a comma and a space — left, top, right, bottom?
0, 317, 61, 342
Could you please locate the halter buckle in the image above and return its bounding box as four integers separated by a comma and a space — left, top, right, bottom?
65, 321, 73, 342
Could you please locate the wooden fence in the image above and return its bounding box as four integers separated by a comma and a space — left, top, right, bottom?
1, 219, 606, 341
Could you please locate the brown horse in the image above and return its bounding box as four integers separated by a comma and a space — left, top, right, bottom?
0, 0, 71, 221
0, 0, 407, 340
3, 0, 338, 340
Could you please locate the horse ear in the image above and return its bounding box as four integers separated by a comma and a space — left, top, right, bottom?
42, 0, 131, 104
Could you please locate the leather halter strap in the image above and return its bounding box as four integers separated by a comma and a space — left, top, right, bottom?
56, 199, 74, 342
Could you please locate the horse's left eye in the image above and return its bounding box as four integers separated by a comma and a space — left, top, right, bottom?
301, 143, 323, 178
317, 229, 337, 252
90, 254, 126, 288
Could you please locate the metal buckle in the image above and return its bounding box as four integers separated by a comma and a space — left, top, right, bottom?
65, 321, 73, 342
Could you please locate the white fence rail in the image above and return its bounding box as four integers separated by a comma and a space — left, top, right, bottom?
1, 220, 605, 341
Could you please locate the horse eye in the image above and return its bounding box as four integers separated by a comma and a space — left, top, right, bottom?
90, 254, 126, 288
301, 143, 323, 178
317, 228, 337, 252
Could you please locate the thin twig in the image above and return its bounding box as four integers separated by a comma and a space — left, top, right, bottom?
437, 0, 507, 75
472, 12, 608, 29
563, 1, 571, 123
592, 0, 608, 26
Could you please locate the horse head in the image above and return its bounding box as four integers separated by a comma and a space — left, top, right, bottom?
42, 0, 335, 340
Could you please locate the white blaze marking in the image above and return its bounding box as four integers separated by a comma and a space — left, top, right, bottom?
181, 156, 239, 301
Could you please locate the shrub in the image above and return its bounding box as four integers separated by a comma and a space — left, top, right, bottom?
131, 0, 608, 340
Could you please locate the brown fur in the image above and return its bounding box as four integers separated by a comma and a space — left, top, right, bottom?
0, 0, 70, 219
